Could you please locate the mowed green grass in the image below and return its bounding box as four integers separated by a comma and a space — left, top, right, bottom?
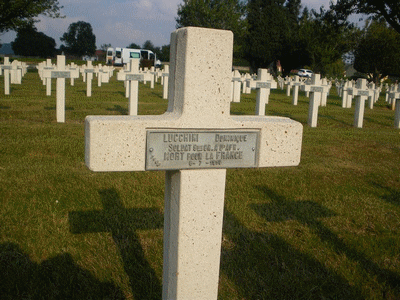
0, 69, 399, 299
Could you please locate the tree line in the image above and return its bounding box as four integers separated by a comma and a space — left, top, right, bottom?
176, 0, 400, 81
1, 0, 400, 82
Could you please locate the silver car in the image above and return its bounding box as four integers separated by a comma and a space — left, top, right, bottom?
298, 69, 313, 77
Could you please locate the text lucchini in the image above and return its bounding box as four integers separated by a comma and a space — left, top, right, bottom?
146, 131, 259, 170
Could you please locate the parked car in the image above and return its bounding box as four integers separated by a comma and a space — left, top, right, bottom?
298, 69, 313, 77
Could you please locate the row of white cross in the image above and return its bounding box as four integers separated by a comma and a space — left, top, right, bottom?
249, 73, 400, 129
0, 57, 28, 95
2, 54, 400, 129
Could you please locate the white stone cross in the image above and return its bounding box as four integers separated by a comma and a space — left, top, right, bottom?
1, 57, 12, 95
253, 68, 277, 115
231, 70, 241, 103
162, 65, 169, 100
84, 61, 95, 97
285, 76, 292, 96
42, 55, 79, 123
10, 60, 22, 84
43, 59, 55, 96
149, 66, 156, 89
95, 64, 106, 87
68, 63, 79, 86
85, 27, 302, 300
348, 78, 373, 128
243, 73, 251, 94
300, 73, 327, 127
117, 58, 142, 115
394, 87, 400, 128
341, 81, 350, 108
289, 75, 302, 106
319, 78, 331, 107
389, 84, 400, 112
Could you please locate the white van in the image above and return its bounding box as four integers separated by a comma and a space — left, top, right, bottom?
106, 47, 114, 65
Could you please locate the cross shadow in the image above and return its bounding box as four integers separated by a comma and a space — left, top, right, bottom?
364, 116, 391, 127
251, 186, 400, 295
369, 181, 400, 207
221, 209, 362, 299
44, 106, 74, 111
0, 105, 11, 109
68, 189, 163, 299
117, 91, 126, 98
106, 105, 128, 115
0, 242, 125, 299
319, 114, 351, 126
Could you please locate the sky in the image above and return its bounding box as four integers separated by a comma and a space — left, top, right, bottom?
0, 0, 336, 49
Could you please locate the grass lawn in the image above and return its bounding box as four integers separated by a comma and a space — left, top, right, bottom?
0, 70, 399, 299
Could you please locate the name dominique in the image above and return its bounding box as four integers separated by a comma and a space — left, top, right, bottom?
163, 133, 247, 162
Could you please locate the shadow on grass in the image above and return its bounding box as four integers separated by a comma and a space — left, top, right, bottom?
364, 116, 392, 127
0, 105, 11, 109
117, 91, 126, 98
69, 188, 163, 300
250, 186, 400, 297
44, 106, 74, 111
107, 105, 128, 115
319, 114, 351, 126
221, 209, 361, 299
0, 242, 125, 300
370, 181, 400, 207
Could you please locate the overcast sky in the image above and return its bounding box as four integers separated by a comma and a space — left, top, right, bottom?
0, 0, 335, 49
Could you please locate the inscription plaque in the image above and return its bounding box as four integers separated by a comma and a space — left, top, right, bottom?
256, 82, 271, 89
51, 71, 71, 78
126, 74, 144, 81
310, 86, 324, 93
358, 90, 370, 96
146, 130, 259, 170
85, 69, 95, 73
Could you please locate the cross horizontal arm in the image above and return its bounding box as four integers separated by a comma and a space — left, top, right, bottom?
85, 114, 302, 172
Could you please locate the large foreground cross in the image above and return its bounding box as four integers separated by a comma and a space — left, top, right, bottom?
85, 27, 303, 299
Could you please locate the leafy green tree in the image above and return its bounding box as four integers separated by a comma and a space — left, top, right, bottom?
60, 21, 96, 57
246, 0, 294, 72
332, 0, 400, 34
176, 0, 247, 61
11, 24, 56, 57
0, 0, 63, 33
159, 44, 170, 62
100, 43, 111, 51
353, 19, 400, 83
142, 40, 155, 51
295, 6, 358, 77
127, 42, 141, 49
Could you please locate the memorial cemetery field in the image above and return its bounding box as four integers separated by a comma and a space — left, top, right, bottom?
1, 70, 400, 299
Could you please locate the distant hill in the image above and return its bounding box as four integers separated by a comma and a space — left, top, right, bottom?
0, 43, 14, 55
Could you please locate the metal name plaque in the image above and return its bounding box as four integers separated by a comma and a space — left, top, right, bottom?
126, 74, 144, 81
256, 82, 271, 89
310, 86, 324, 93
358, 90, 370, 96
51, 71, 71, 78
85, 69, 95, 73
146, 130, 260, 170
